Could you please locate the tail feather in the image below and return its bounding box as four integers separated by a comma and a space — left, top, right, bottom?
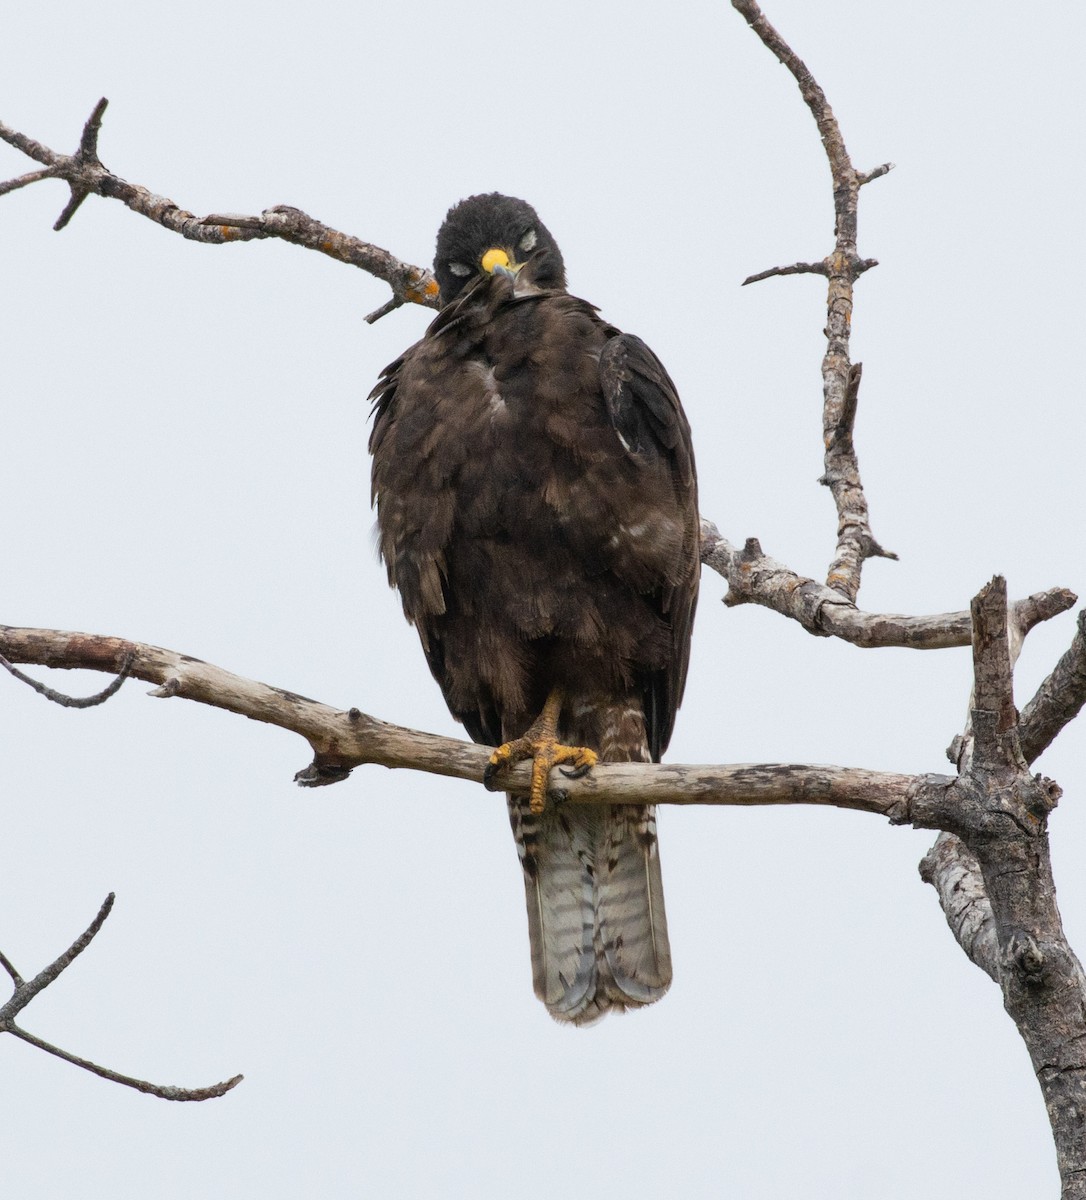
509, 798, 597, 1018
507, 697, 672, 1025
596, 803, 671, 1003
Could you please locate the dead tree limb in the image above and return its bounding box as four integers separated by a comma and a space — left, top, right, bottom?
914, 579, 1086, 1197
0, 650, 132, 708
0, 613, 1078, 820
700, 522, 1076, 648
0, 895, 241, 1102
732, 0, 895, 602
0, 98, 440, 323
1019, 610, 1086, 766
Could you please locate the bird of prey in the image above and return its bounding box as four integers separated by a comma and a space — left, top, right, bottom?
369, 193, 699, 1024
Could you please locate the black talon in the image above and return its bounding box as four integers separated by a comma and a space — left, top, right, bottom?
559, 762, 594, 781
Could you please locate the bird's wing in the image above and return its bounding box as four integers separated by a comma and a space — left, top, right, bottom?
598, 332, 700, 760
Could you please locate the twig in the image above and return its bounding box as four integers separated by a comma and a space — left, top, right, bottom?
0, 166, 59, 197
858, 162, 895, 186
9, 1027, 243, 1102
0, 894, 115, 1021
0, 651, 132, 707
0, 895, 242, 1102
731, 0, 894, 603
742, 258, 879, 287
741, 260, 826, 286
0, 100, 440, 321
0, 949, 24, 987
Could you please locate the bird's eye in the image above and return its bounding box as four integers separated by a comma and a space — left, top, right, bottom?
518, 229, 538, 253
448, 262, 472, 277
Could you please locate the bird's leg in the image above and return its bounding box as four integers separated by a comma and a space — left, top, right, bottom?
483, 688, 598, 814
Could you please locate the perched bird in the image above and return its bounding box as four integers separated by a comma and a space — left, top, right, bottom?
369, 193, 699, 1023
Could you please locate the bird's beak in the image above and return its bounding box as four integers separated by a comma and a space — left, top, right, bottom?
481, 246, 521, 280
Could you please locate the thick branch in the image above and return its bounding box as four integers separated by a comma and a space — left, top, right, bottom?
7, 620, 1075, 846
732, 0, 894, 603
0, 100, 439, 322
1020, 609, 1086, 765
918, 834, 1000, 982
969, 576, 1019, 759
917, 577, 1086, 1196
0, 622, 924, 811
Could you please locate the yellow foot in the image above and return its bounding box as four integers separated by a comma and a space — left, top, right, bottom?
483, 690, 598, 813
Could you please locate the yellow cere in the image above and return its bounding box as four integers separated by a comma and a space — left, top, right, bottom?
480, 247, 511, 274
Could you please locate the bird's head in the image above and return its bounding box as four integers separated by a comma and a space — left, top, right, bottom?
433, 193, 567, 305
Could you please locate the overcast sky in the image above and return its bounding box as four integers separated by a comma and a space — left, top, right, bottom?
2, 2, 1084, 1196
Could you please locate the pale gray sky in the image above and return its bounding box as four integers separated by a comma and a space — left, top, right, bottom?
2, 2, 1084, 1196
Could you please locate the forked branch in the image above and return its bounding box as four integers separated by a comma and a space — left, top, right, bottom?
0, 895, 241, 1101
700, 522, 1075, 649
915, 579, 1086, 1195
0, 99, 440, 323
732, 0, 895, 602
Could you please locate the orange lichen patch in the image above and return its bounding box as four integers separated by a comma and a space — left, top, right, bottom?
404, 277, 440, 305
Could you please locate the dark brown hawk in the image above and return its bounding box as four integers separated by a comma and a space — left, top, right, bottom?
369, 193, 699, 1024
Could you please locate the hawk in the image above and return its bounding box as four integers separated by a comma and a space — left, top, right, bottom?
369, 193, 699, 1023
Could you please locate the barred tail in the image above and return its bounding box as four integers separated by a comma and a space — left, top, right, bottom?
507, 698, 671, 1025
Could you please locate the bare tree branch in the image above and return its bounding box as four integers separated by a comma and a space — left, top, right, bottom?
731, 0, 894, 603
700, 522, 1075, 649
0, 622, 923, 809
0, 165, 59, 196
741, 259, 827, 286
857, 162, 895, 186
8, 1025, 242, 1102
0, 650, 132, 707
0, 895, 242, 1102
969, 576, 1020, 760
912, 578, 1086, 1195
919, 834, 1000, 982
1020, 609, 1086, 765
0, 620, 1076, 843
0, 894, 115, 1022
731, 22, 1086, 1172
0, 99, 440, 322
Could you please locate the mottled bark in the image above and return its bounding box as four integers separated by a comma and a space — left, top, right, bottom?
1020, 610, 1086, 766
700, 522, 1075, 649
0, 623, 916, 809
915, 580, 1086, 1197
